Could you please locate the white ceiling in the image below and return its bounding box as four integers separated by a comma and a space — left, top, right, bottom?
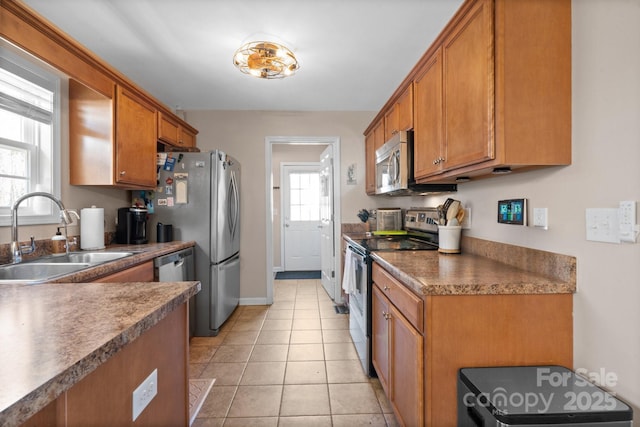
22, 0, 464, 112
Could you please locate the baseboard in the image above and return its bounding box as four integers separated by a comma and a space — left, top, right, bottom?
240, 297, 269, 305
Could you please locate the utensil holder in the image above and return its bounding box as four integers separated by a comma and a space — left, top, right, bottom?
437, 225, 462, 254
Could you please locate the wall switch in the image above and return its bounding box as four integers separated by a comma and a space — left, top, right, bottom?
132, 369, 158, 421
533, 208, 548, 229
586, 208, 620, 243
619, 200, 638, 243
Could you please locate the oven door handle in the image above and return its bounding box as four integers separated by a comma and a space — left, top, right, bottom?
347, 245, 366, 263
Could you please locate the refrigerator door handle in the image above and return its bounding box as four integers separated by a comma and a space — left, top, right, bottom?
229, 170, 240, 239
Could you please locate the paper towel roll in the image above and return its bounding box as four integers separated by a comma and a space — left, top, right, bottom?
80, 206, 105, 250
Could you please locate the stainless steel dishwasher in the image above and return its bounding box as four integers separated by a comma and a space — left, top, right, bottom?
154, 247, 196, 336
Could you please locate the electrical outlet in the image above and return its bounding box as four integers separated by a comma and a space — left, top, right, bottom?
533, 208, 548, 230
132, 369, 158, 421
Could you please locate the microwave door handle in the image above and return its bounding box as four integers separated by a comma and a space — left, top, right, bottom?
386, 155, 395, 185
392, 150, 400, 184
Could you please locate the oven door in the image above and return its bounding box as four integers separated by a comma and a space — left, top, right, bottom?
345, 245, 370, 374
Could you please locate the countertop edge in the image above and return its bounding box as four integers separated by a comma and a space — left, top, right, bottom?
3, 280, 201, 426
371, 253, 575, 296
344, 233, 576, 296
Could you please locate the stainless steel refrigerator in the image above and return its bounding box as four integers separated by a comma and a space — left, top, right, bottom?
153, 150, 240, 336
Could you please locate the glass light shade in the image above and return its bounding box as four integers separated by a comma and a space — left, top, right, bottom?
233, 41, 299, 79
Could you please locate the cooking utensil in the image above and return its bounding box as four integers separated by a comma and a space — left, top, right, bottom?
437, 205, 446, 225
446, 200, 461, 224
456, 208, 465, 225
443, 198, 455, 215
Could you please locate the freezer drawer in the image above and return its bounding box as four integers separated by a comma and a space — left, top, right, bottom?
209, 253, 240, 332
458, 366, 632, 426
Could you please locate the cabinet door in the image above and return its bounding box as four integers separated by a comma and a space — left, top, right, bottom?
371, 285, 390, 394
396, 84, 413, 132
158, 111, 180, 146
414, 47, 444, 180
93, 261, 154, 282
384, 105, 398, 142
115, 86, 157, 188
442, 0, 494, 170
373, 120, 385, 152
179, 126, 196, 148
365, 131, 376, 195
390, 303, 424, 427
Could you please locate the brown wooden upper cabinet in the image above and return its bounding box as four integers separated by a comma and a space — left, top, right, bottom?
366, 0, 572, 185
365, 130, 377, 195
2, 1, 199, 189
158, 111, 197, 148
364, 119, 385, 195
417, 0, 571, 182
70, 81, 158, 189
384, 84, 413, 142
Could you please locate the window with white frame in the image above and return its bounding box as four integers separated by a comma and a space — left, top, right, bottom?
0, 45, 61, 226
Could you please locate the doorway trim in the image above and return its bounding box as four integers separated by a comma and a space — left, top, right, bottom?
265, 136, 341, 305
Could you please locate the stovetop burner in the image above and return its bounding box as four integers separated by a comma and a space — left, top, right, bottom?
352, 234, 438, 252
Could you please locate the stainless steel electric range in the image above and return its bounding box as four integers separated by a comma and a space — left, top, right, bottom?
344, 207, 440, 376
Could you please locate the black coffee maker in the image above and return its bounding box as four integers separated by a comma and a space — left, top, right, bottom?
116, 207, 148, 244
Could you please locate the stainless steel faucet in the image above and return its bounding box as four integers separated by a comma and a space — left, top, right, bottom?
10, 192, 74, 263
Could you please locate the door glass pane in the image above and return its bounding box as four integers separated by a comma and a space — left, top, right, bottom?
289, 172, 320, 221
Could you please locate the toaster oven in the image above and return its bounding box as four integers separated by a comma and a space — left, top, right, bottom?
376, 208, 403, 231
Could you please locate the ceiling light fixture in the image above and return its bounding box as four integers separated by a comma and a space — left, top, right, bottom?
233, 41, 299, 79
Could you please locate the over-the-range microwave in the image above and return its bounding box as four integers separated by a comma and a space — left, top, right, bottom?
375, 130, 457, 196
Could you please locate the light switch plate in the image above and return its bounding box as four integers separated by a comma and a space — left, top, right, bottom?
586, 208, 620, 243
533, 208, 548, 229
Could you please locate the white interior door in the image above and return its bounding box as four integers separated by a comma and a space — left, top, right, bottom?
282, 164, 321, 271
319, 146, 337, 299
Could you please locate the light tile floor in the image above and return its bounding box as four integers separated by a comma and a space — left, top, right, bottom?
190, 278, 399, 427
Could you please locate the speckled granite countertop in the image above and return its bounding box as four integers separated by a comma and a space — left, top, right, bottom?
0, 242, 200, 426
344, 233, 576, 296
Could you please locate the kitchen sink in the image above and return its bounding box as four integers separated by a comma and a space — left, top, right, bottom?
42, 251, 136, 265
0, 262, 91, 284
0, 251, 137, 284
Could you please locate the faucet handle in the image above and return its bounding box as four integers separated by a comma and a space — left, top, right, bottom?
19, 236, 36, 256
66, 236, 79, 251
61, 209, 79, 224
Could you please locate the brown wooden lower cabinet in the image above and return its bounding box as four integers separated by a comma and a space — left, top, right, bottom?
371, 262, 573, 426
22, 303, 189, 427
93, 260, 154, 282
372, 285, 424, 427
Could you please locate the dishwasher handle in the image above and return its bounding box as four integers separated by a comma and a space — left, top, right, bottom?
154, 247, 194, 268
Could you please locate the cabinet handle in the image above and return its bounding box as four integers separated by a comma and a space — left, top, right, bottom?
382, 311, 391, 320
119, 170, 126, 176
383, 286, 390, 291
